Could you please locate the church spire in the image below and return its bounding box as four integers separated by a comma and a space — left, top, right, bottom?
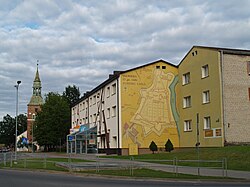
29, 61, 43, 105
34, 63, 41, 82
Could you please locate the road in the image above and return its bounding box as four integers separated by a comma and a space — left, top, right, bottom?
0, 169, 249, 187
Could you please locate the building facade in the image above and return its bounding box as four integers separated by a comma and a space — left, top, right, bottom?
69, 46, 250, 155
27, 65, 43, 143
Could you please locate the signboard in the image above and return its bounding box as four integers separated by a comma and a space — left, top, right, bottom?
68, 136, 75, 141
89, 139, 96, 145
204, 130, 213, 137
79, 125, 89, 132
215, 129, 222, 137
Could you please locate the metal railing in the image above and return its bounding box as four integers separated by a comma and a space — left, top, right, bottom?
0, 153, 228, 178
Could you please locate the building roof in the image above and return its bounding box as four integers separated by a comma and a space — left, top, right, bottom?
179, 45, 250, 66
72, 59, 175, 107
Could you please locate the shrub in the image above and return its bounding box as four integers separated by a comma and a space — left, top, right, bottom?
165, 139, 174, 152
149, 141, 158, 154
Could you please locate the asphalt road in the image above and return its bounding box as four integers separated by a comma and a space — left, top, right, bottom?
0, 169, 249, 187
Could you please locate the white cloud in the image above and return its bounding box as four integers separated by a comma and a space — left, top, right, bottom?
0, 0, 250, 118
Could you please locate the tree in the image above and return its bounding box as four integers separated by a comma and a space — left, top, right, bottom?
0, 114, 27, 146
149, 141, 158, 154
165, 139, 174, 152
63, 85, 80, 105
33, 92, 70, 151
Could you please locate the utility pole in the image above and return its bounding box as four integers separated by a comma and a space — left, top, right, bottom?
14, 80, 21, 161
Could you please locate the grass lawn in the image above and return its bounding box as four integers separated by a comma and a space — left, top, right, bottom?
0, 157, 93, 171
80, 168, 230, 180
103, 146, 250, 171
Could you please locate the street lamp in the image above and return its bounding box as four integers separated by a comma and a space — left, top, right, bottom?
14, 80, 21, 161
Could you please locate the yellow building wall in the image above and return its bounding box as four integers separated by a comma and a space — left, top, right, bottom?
120, 61, 180, 155
178, 47, 224, 147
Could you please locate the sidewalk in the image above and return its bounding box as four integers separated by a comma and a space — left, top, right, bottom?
29, 153, 250, 180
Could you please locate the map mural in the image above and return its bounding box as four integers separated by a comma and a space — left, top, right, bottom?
121, 62, 179, 154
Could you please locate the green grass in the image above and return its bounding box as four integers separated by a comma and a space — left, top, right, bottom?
1, 160, 67, 171
30, 157, 92, 163
0, 157, 93, 171
80, 168, 230, 180
102, 146, 250, 171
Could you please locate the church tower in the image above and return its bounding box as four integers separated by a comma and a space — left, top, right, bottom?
27, 64, 43, 142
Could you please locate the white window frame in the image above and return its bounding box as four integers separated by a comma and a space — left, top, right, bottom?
183, 96, 191, 108
112, 83, 116, 95
107, 87, 110, 98
184, 120, 192, 132
182, 72, 190, 85
201, 64, 209, 78
204, 116, 211, 129
112, 106, 116, 117
107, 108, 110, 118
203, 90, 210, 104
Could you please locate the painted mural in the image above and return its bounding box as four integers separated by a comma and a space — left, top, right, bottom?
121, 62, 179, 154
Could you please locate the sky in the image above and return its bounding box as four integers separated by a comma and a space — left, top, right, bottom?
1, 0, 250, 120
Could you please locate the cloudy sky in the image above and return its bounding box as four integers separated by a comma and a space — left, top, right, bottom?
1, 0, 250, 120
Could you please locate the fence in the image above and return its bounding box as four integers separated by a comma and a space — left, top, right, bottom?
0, 153, 228, 178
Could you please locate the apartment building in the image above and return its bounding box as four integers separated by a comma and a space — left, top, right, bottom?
68, 46, 250, 155
178, 46, 250, 147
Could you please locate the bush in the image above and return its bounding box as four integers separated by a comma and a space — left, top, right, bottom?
149, 141, 158, 154
165, 139, 174, 152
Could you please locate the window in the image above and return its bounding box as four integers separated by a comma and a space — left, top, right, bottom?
107, 87, 110, 98
93, 95, 96, 104
182, 72, 190, 85
112, 106, 116, 117
204, 116, 211, 129
93, 114, 96, 123
90, 97, 92, 106
112, 83, 116, 95
201, 65, 209, 78
248, 88, 250, 101
247, 62, 250, 75
107, 108, 110, 118
184, 120, 192, 131
90, 115, 92, 123
203, 90, 210, 104
183, 96, 191, 108
156, 66, 160, 69
162, 66, 166, 69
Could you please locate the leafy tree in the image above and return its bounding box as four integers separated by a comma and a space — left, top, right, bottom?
165, 139, 174, 152
0, 114, 27, 146
149, 141, 158, 154
63, 85, 80, 105
33, 92, 70, 151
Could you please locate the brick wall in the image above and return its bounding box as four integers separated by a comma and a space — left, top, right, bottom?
222, 54, 250, 143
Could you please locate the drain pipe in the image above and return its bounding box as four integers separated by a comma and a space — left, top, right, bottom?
220, 50, 226, 145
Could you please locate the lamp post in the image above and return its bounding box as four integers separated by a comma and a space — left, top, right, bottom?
14, 80, 21, 161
